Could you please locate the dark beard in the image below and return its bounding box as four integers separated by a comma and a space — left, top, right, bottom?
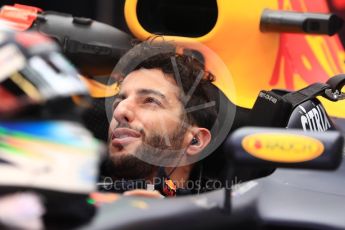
103, 154, 157, 180
105, 121, 187, 180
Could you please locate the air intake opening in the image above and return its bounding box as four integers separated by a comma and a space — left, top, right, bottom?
137, 0, 218, 37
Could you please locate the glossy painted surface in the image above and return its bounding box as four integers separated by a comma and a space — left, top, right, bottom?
125, 0, 345, 118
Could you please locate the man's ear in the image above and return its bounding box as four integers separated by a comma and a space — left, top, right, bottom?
185, 127, 211, 156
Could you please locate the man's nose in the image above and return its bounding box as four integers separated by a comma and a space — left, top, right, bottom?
113, 98, 135, 123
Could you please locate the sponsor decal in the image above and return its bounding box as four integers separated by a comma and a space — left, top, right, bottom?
242, 133, 324, 163
299, 104, 331, 132
259, 91, 278, 104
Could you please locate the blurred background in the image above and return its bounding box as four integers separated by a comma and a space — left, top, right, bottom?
0, 0, 131, 34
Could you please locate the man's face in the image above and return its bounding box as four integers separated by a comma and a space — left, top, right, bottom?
107, 68, 189, 179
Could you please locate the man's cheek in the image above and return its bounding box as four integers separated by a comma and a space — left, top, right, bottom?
108, 119, 117, 138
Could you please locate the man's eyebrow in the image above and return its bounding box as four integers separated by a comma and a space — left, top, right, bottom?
136, 89, 167, 100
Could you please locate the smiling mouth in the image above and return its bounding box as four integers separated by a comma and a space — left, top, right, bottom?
111, 128, 142, 147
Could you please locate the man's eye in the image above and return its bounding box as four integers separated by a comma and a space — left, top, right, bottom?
144, 97, 161, 105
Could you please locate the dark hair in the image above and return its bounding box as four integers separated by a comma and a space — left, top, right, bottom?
114, 40, 220, 136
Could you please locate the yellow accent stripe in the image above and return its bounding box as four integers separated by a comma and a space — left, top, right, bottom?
10, 72, 42, 101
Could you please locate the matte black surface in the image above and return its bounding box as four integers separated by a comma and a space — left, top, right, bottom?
80, 157, 345, 230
